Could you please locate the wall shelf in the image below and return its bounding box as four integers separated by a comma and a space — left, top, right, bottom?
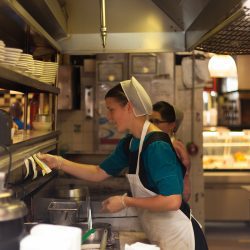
11, 130, 60, 150
0, 65, 60, 94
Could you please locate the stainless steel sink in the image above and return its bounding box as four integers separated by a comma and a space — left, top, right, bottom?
30, 177, 141, 233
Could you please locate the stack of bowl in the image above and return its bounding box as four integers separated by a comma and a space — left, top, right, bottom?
33, 60, 44, 78
3, 47, 23, 67
0, 40, 5, 63
16, 53, 34, 75
39, 61, 58, 85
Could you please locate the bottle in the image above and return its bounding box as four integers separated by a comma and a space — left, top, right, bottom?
30, 94, 39, 129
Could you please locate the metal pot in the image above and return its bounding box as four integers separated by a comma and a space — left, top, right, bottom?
0, 189, 27, 250
55, 187, 88, 201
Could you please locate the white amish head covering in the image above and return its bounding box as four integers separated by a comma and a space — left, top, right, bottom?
120, 76, 152, 117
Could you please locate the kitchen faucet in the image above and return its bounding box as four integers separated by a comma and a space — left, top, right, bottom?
86, 193, 92, 230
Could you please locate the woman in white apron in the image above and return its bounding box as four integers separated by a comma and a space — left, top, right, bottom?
38, 76, 208, 250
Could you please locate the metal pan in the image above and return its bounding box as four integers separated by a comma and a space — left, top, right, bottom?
55, 187, 88, 200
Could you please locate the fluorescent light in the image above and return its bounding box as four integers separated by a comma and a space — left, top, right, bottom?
208, 54, 237, 78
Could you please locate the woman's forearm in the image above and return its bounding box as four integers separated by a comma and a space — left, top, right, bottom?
59, 157, 110, 182
124, 194, 182, 212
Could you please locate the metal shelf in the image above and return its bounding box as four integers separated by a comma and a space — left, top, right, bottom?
0, 131, 60, 182
10, 130, 60, 151
0, 65, 60, 94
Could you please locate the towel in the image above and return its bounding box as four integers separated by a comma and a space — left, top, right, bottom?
125, 242, 160, 250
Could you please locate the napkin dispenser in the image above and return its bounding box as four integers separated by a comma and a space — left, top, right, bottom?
0, 109, 12, 146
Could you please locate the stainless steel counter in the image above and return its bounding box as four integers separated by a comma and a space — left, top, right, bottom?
30, 176, 142, 232
204, 172, 250, 221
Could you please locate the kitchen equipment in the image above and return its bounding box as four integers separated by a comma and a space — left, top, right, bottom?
48, 201, 80, 226
21, 224, 82, 250
82, 228, 106, 245
73, 222, 112, 246
0, 109, 12, 146
57, 65, 81, 110
82, 228, 96, 243
100, 228, 108, 250
0, 172, 27, 250
55, 187, 88, 201
34, 114, 51, 122
32, 121, 52, 131
24, 222, 39, 234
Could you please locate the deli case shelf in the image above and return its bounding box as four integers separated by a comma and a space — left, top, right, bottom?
203, 130, 250, 171
203, 130, 250, 221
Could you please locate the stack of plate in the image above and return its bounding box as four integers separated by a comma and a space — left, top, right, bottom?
33, 60, 44, 78
3, 47, 23, 67
39, 61, 58, 84
16, 53, 34, 74
0, 40, 5, 63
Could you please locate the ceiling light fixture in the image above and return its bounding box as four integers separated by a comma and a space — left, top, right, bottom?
208, 54, 237, 78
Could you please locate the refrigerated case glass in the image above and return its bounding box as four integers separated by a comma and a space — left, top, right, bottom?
203, 130, 250, 171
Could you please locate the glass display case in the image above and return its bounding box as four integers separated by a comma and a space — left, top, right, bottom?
203, 130, 250, 171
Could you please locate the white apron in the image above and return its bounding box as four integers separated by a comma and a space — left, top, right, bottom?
126, 120, 195, 250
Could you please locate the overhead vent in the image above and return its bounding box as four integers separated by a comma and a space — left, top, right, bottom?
195, 6, 250, 55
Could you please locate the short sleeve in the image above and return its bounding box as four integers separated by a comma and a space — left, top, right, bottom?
142, 141, 183, 196
99, 137, 129, 176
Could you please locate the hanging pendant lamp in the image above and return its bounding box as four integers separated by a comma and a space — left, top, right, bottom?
208, 54, 237, 78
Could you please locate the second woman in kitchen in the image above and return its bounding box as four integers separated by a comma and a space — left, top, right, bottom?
38, 76, 208, 250
150, 101, 191, 202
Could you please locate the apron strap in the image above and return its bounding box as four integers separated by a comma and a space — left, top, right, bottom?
136, 120, 150, 175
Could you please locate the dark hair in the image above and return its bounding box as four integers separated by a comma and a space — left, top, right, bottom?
105, 83, 128, 106
153, 101, 176, 123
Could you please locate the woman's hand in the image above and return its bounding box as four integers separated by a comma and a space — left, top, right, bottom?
101, 195, 126, 213
37, 152, 62, 170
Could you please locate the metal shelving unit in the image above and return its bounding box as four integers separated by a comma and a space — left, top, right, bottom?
0, 65, 60, 94
0, 1, 62, 190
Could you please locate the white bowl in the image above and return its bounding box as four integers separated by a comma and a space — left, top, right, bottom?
32, 121, 52, 131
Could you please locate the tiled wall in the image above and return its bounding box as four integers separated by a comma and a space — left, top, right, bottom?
55, 107, 92, 155
57, 53, 175, 154
57, 110, 95, 153
0, 92, 25, 110
0, 92, 34, 118
57, 61, 96, 154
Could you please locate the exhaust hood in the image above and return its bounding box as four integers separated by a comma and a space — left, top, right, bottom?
55, 0, 250, 54
1, 0, 250, 55
186, 0, 250, 54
